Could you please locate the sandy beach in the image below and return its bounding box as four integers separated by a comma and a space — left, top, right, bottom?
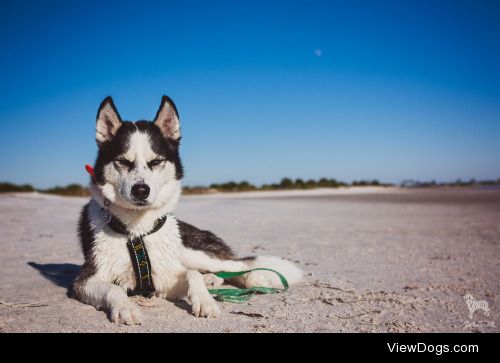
0, 187, 498, 332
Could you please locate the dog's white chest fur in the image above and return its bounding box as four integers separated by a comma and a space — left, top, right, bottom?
88, 200, 187, 298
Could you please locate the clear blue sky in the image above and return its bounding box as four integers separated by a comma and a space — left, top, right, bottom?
1, 0, 499, 188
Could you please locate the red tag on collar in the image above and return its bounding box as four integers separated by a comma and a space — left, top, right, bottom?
85, 164, 95, 178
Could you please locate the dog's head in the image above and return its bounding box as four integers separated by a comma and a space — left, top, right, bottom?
463, 293, 473, 301
91, 96, 183, 210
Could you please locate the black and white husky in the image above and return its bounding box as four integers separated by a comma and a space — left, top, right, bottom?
73, 96, 302, 324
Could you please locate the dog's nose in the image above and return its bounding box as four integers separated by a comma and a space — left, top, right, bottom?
131, 183, 150, 201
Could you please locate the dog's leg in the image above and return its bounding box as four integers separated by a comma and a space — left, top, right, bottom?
232, 256, 303, 288
180, 250, 286, 288
466, 302, 474, 319
186, 270, 220, 318
242, 270, 273, 288
181, 249, 250, 288
480, 304, 490, 317
73, 276, 142, 325
181, 248, 248, 272
203, 273, 224, 288
181, 250, 302, 289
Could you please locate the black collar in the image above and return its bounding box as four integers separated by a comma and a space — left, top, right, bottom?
104, 209, 167, 296
106, 213, 168, 237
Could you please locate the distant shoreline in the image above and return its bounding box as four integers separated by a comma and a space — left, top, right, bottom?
1, 178, 500, 197
2, 184, 500, 201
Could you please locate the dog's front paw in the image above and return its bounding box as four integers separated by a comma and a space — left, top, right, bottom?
203, 273, 224, 288
245, 270, 272, 288
110, 301, 143, 325
190, 295, 220, 318
133, 295, 157, 307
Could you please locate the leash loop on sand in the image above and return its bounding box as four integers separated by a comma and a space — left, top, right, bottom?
208, 268, 289, 303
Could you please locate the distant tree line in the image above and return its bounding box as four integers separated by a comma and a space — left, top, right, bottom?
0, 182, 35, 193
184, 177, 386, 194
2, 177, 500, 197
210, 181, 257, 192
0, 182, 90, 197
42, 184, 91, 197
400, 178, 500, 188
260, 177, 349, 190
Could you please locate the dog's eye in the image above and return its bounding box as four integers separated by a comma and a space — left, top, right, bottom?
115, 158, 134, 170
148, 159, 165, 169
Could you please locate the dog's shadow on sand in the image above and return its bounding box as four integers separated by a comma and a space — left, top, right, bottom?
28, 262, 80, 294
28, 262, 195, 315
28, 262, 191, 313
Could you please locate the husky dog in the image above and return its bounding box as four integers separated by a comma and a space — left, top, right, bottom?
72, 96, 303, 324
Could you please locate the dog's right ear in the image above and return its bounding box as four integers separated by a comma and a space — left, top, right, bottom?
96, 96, 122, 146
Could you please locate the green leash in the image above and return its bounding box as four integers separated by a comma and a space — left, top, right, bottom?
208, 268, 289, 303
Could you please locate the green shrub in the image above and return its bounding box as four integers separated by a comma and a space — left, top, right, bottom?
0, 182, 35, 193
42, 184, 90, 197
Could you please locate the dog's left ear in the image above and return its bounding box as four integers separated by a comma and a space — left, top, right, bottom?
154, 95, 180, 141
